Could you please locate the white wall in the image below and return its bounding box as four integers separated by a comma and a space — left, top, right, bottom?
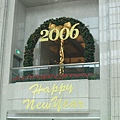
0, 0, 16, 119
0, 0, 7, 118
24, 0, 99, 65
12, 0, 26, 59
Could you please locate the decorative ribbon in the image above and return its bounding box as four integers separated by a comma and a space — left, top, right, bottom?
59, 40, 64, 74
48, 22, 71, 74
81, 43, 85, 48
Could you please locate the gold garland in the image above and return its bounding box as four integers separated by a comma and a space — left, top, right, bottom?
59, 40, 64, 74
49, 22, 71, 74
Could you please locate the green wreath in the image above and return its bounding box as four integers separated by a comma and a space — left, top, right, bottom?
23, 17, 95, 67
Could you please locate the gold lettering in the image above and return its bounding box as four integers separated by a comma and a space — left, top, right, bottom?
24, 83, 86, 112
29, 83, 73, 96
59, 84, 73, 95
66, 84, 73, 94
23, 98, 85, 112
29, 84, 51, 95
44, 87, 50, 93
41, 102, 51, 109
63, 100, 69, 108
36, 102, 41, 109
51, 96, 62, 112
45, 102, 52, 109
51, 84, 59, 95
69, 100, 77, 108
59, 83, 66, 94
29, 84, 39, 95
40, 23, 80, 42
23, 99, 35, 110
78, 101, 84, 108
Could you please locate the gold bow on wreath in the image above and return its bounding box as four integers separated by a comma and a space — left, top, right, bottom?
48, 22, 72, 31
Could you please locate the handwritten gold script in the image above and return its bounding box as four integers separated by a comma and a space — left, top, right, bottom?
23, 96, 84, 112
29, 83, 73, 96
23, 83, 85, 112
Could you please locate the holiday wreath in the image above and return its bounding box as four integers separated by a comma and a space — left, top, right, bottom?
23, 17, 95, 67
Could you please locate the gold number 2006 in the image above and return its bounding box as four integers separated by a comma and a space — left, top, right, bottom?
40, 23, 80, 42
